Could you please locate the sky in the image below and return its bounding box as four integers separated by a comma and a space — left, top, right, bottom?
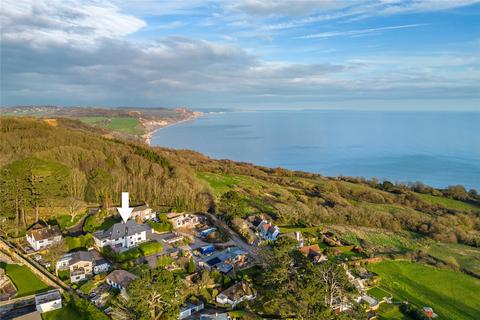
1, 0, 480, 110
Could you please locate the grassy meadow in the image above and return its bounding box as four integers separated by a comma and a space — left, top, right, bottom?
368, 260, 480, 320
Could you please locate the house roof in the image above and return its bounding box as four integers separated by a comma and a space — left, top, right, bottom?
27, 225, 61, 241
93, 220, 151, 241
218, 281, 254, 301
35, 289, 61, 305
299, 245, 322, 256
106, 270, 137, 288
70, 251, 93, 265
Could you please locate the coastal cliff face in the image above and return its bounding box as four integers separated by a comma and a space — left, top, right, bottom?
0, 105, 202, 143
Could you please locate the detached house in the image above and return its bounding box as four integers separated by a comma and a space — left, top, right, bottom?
257, 220, 280, 241
105, 270, 137, 299
166, 212, 200, 229
93, 220, 151, 250
216, 281, 256, 307
299, 245, 328, 263
56, 250, 110, 283
131, 204, 156, 223
26, 221, 62, 251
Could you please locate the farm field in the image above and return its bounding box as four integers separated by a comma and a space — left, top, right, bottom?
368, 260, 480, 320
0, 263, 50, 297
426, 242, 480, 275
76, 116, 144, 135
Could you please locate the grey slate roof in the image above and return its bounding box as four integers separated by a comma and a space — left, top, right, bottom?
93, 220, 151, 241
106, 270, 137, 288
70, 251, 93, 264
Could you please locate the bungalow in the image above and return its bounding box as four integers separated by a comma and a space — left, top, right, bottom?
163, 233, 184, 245
93, 220, 152, 250
216, 281, 256, 307
26, 222, 62, 251
299, 245, 328, 263
166, 212, 199, 229
360, 295, 379, 311
199, 247, 247, 274
131, 203, 156, 223
35, 289, 62, 313
179, 301, 204, 319
105, 270, 137, 299
257, 220, 280, 241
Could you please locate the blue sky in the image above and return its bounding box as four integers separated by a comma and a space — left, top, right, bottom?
1, 0, 479, 110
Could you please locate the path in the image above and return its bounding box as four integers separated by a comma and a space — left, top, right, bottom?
66, 207, 100, 237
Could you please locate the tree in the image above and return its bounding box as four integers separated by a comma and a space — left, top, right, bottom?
127, 268, 186, 320
187, 256, 196, 274
316, 262, 350, 308
66, 197, 85, 222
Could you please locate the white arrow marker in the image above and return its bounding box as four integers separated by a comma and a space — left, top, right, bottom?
117, 192, 133, 223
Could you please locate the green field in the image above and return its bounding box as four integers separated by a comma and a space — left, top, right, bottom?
1, 263, 50, 297
426, 242, 480, 275
368, 260, 480, 320
417, 193, 480, 211
76, 116, 144, 135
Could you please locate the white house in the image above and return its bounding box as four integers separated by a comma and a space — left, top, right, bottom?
257, 220, 280, 241
26, 222, 62, 251
131, 204, 156, 222
105, 270, 137, 299
35, 289, 62, 313
166, 213, 199, 229
93, 220, 151, 250
179, 301, 204, 319
215, 281, 256, 307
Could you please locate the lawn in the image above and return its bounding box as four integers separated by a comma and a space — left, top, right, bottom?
65, 234, 93, 251
426, 242, 480, 275
368, 260, 480, 320
377, 303, 414, 320
1, 263, 50, 297
417, 193, 480, 212
42, 304, 83, 320
367, 286, 392, 300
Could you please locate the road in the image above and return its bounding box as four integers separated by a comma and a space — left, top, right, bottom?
202, 212, 261, 260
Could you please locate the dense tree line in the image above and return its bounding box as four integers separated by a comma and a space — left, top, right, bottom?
0, 117, 210, 235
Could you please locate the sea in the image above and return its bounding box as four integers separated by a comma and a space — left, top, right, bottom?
151, 110, 480, 190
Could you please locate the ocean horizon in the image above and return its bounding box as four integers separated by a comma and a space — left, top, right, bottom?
151, 110, 480, 190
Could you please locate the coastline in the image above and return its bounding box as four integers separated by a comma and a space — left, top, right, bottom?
143, 111, 203, 145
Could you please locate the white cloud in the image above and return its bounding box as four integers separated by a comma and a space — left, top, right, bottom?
298, 24, 426, 39
0, 0, 145, 47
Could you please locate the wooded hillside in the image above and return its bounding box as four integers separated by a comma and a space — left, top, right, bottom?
1, 116, 479, 248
